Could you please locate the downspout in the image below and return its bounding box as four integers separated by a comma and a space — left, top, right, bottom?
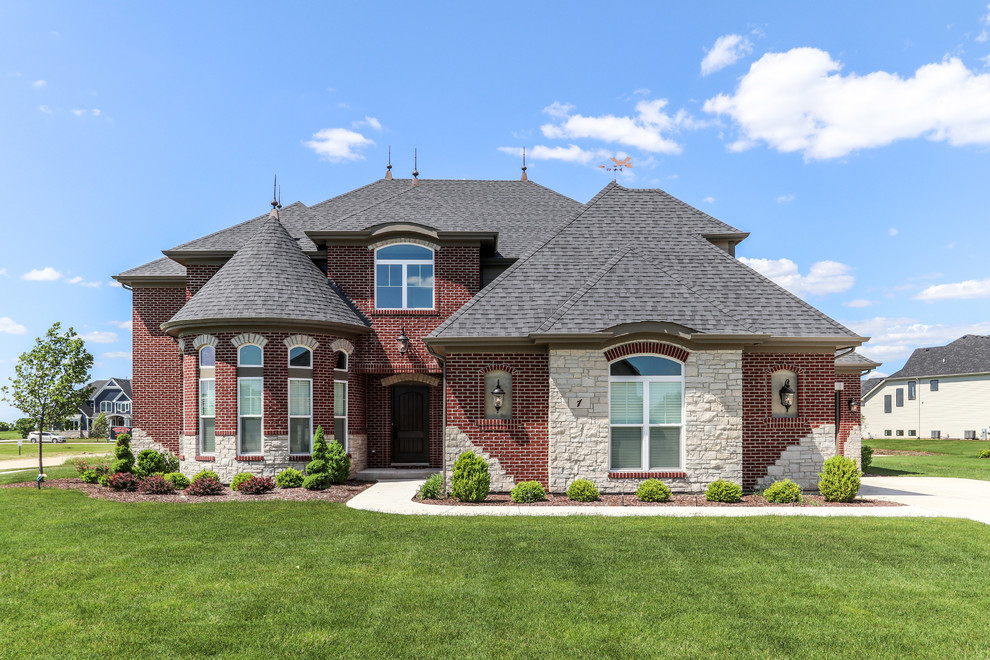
425, 343, 447, 486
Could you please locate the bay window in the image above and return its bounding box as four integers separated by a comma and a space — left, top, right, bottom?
238, 378, 263, 455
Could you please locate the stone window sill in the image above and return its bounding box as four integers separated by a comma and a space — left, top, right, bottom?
236, 455, 264, 462
477, 418, 519, 430
766, 417, 806, 427
194, 455, 215, 462
608, 471, 687, 479
288, 454, 312, 462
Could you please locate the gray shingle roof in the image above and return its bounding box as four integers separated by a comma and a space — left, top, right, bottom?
164, 212, 369, 332
169, 201, 319, 253
836, 350, 881, 367
115, 257, 185, 280
431, 183, 859, 340
861, 377, 884, 398
890, 335, 990, 377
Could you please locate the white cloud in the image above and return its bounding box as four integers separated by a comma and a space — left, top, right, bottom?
66, 276, 82, 284
91, 109, 101, 117
498, 144, 609, 164
108, 320, 133, 331
739, 257, 854, 295
351, 116, 382, 131
71, 109, 85, 116
888, 227, 899, 236
846, 316, 990, 362
0, 268, 6, 276
108, 281, 123, 288
915, 277, 990, 301
701, 34, 753, 76
776, 194, 795, 203
868, 371, 890, 379
978, 4, 990, 42
632, 88, 651, 97
704, 48, 990, 159
38, 105, 52, 114
703, 196, 715, 203
843, 299, 874, 308
64, 275, 101, 288
101, 351, 132, 360
0, 317, 27, 335
21, 267, 61, 281
303, 128, 374, 162
540, 99, 696, 155
80, 331, 118, 344
32, 79, 45, 88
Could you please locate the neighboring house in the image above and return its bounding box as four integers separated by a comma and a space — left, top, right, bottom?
862, 335, 990, 440
59, 378, 133, 437
114, 172, 870, 490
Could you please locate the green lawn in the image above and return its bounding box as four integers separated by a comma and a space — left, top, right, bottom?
0, 481, 988, 658
0, 442, 112, 461
0, 430, 21, 440
865, 437, 990, 481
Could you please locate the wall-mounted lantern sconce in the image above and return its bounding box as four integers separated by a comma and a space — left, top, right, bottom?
491, 380, 505, 413
778, 379, 795, 412
848, 398, 860, 413
396, 328, 410, 356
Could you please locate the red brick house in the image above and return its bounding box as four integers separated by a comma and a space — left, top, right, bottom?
114, 174, 876, 491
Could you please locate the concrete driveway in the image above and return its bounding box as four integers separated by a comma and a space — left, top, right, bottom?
860, 476, 990, 525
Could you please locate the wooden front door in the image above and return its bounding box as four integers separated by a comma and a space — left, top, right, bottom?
392, 385, 429, 464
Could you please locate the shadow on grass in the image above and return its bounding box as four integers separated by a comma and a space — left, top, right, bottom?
866, 466, 923, 477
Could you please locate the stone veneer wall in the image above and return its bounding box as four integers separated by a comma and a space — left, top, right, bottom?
547, 346, 743, 494
178, 434, 310, 482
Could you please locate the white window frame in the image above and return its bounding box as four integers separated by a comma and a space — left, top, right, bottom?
115, 401, 130, 414
334, 379, 348, 452
374, 244, 435, 310
287, 346, 313, 369
288, 377, 313, 455
100, 401, 113, 413
239, 344, 264, 367
199, 345, 216, 368
608, 357, 685, 472
237, 376, 264, 456
199, 378, 215, 455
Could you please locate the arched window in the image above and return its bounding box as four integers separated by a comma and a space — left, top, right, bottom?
239, 344, 263, 366
609, 355, 684, 471
198, 346, 215, 454
375, 243, 434, 310
199, 345, 215, 368
288, 346, 312, 368
335, 351, 348, 372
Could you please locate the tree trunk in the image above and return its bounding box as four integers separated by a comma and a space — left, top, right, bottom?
37, 414, 44, 489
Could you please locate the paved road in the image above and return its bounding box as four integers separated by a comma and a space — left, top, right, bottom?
0, 452, 112, 473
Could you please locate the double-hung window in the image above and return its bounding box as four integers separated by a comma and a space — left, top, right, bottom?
609, 356, 683, 471
907, 381, 916, 400
334, 381, 348, 451
884, 395, 892, 413
288, 379, 312, 454
100, 401, 113, 413
895, 388, 904, 407
375, 244, 434, 310
237, 344, 264, 455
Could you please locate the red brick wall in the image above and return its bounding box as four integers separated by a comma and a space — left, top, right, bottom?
741, 352, 835, 488
186, 264, 221, 300
132, 287, 186, 454
836, 371, 861, 456
445, 352, 550, 487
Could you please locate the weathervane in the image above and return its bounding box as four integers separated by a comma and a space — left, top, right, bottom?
599, 156, 632, 181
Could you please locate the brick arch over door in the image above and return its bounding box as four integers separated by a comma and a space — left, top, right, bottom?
380, 373, 441, 388
603, 341, 690, 364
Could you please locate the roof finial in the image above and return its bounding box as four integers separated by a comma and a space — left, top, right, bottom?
385, 145, 393, 180
277, 184, 281, 209
269, 175, 280, 219
412, 148, 419, 186
520, 147, 528, 181
598, 156, 633, 182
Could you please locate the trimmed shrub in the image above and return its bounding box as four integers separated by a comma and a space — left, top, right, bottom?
138, 474, 176, 495
134, 449, 179, 478
451, 451, 491, 503
418, 473, 444, 500
636, 479, 671, 503
763, 479, 803, 504
163, 472, 190, 490
107, 472, 140, 492
187, 476, 224, 496
111, 433, 135, 474
705, 479, 743, 503
326, 439, 350, 484
230, 472, 254, 492
978, 447, 990, 459
80, 469, 99, 484
275, 468, 304, 489
239, 476, 276, 494
511, 480, 547, 503
97, 474, 110, 487
311, 426, 330, 462
566, 479, 600, 502
305, 459, 328, 476
302, 473, 332, 491
192, 469, 220, 484
861, 444, 874, 473
818, 455, 861, 502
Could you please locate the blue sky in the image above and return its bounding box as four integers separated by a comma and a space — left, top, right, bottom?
2, 1, 990, 421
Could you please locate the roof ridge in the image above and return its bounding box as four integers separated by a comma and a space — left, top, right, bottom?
168, 201, 309, 252
536, 246, 633, 333
651, 189, 745, 235
326, 183, 419, 226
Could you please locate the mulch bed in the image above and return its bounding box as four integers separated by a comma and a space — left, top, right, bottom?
420, 492, 902, 507
0, 478, 374, 504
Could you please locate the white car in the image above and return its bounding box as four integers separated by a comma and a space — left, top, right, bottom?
27, 432, 66, 443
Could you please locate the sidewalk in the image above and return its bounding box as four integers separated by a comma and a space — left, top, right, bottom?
347, 478, 957, 520
0, 452, 111, 474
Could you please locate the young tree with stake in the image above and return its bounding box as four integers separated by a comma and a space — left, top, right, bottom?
1, 323, 93, 487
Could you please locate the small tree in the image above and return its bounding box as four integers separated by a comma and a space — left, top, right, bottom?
92, 412, 109, 440
0, 421, 10, 432
1, 323, 93, 485
14, 418, 36, 439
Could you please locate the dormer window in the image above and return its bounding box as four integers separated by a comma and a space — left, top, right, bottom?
375, 244, 434, 310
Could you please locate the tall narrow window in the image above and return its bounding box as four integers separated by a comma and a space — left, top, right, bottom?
895, 388, 904, 407
907, 381, 916, 400
336, 351, 348, 371
288, 378, 312, 454
884, 395, 892, 413
609, 355, 683, 471
334, 380, 348, 451
238, 378, 263, 455
375, 244, 435, 310
199, 345, 216, 454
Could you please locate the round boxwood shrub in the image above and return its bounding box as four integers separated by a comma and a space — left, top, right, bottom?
418, 473, 444, 500
187, 476, 224, 496
566, 479, 600, 502
818, 456, 861, 502
192, 469, 220, 484
978, 447, 990, 459
138, 474, 176, 495
239, 476, 276, 494
451, 451, 491, 503
107, 472, 140, 492
861, 444, 874, 473
230, 472, 254, 492
302, 472, 332, 491
80, 469, 99, 484
511, 480, 547, 503
275, 468, 304, 489
134, 449, 179, 478
636, 479, 671, 502
705, 479, 742, 503
163, 472, 190, 490
762, 478, 803, 504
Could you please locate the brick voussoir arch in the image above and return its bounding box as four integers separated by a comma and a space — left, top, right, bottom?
283, 334, 319, 351
329, 338, 355, 355
380, 372, 441, 388
764, 363, 806, 376
230, 332, 268, 349
476, 363, 519, 376
603, 341, 690, 364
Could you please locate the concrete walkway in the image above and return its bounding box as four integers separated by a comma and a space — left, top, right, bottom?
0, 452, 111, 474
860, 476, 990, 525
347, 477, 980, 521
